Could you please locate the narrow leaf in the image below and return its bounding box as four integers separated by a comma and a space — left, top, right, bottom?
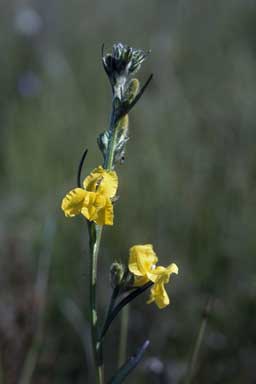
77, 148, 88, 187
108, 340, 150, 384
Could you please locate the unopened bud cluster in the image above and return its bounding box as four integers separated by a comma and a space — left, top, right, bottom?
102, 43, 148, 96
98, 43, 149, 168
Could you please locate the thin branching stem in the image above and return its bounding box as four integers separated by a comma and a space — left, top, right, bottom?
88, 97, 118, 383
104, 102, 119, 170
185, 297, 213, 384
104, 287, 120, 330
100, 282, 153, 341
88, 223, 104, 384
118, 303, 130, 367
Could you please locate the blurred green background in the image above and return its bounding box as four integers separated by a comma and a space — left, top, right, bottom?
1, 0, 256, 383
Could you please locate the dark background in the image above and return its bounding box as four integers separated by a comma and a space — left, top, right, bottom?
1, 0, 256, 383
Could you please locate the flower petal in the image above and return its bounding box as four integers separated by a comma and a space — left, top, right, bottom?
80, 191, 97, 220
80, 193, 114, 226
148, 263, 178, 283
94, 195, 114, 226
165, 263, 179, 279
147, 281, 170, 309
146, 263, 178, 309
128, 244, 158, 276
83, 166, 118, 198
61, 188, 87, 217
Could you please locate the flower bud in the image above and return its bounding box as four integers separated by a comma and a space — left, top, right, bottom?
110, 262, 125, 288
124, 78, 140, 104
114, 114, 129, 164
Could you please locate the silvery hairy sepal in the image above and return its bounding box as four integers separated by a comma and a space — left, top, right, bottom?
113, 130, 129, 164
97, 120, 129, 165
97, 130, 110, 159
102, 42, 149, 99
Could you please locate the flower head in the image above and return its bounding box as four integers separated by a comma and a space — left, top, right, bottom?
103, 42, 148, 81
128, 244, 178, 309
61, 166, 118, 226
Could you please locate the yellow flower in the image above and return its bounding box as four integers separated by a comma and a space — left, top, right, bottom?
83, 166, 118, 198
128, 244, 158, 286
61, 166, 118, 226
128, 244, 178, 309
61, 188, 87, 217
147, 264, 178, 309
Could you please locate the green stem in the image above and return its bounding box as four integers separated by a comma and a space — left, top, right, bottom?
88, 95, 122, 383
100, 282, 153, 341
89, 223, 104, 384
118, 304, 129, 367
88, 104, 119, 382
104, 113, 119, 170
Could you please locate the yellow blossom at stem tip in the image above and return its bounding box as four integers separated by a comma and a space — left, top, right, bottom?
128, 244, 178, 309
61, 166, 118, 226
